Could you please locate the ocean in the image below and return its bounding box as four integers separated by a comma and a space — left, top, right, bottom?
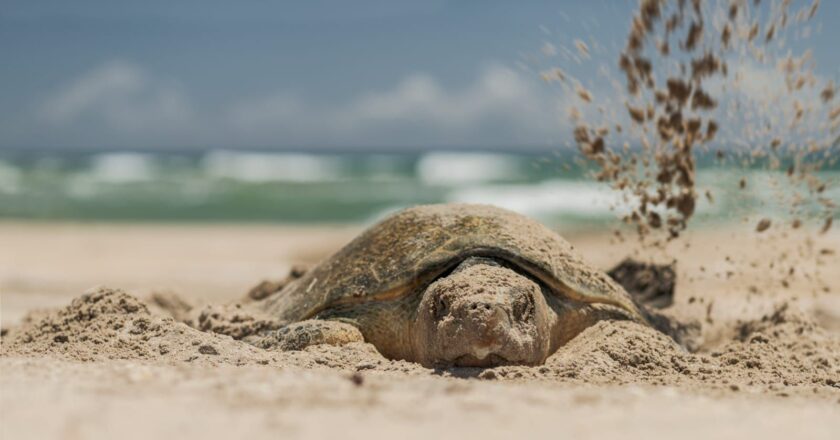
0, 149, 837, 227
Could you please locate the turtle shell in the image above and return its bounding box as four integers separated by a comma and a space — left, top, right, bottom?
263, 204, 645, 324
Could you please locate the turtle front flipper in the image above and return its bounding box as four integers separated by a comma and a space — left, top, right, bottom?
247, 320, 364, 351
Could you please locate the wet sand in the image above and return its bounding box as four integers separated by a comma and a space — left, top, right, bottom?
2, 221, 839, 439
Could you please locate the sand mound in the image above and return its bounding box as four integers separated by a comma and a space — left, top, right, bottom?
546, 321, 687, 382
552, 309, 839, 395
0, 287, 428, 375
2, 287, 838, 397
1, 287, 273, 366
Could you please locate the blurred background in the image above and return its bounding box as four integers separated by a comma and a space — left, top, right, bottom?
1, 0, 838, 227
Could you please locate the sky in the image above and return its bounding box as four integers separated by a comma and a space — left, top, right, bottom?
1, 0, 837, 152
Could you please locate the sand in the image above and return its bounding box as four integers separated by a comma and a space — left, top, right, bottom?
2, 221, 839, 439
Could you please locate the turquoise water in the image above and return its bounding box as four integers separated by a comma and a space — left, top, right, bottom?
0, 149, 837, 226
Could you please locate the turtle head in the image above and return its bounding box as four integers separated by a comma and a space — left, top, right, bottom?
411, 257, 554, 367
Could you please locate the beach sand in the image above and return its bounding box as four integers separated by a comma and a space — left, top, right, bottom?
2, 221, 839, 439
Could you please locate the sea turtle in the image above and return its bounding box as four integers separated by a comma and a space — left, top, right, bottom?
259, 203, 652, 367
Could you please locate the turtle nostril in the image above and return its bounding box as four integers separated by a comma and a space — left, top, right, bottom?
470, 304, 477, 310
484, 304, 491, 310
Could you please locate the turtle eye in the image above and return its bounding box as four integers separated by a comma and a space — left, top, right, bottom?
512, 290, 534, 320
432, 296, 449, 320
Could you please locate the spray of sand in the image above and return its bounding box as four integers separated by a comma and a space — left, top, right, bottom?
539, 0, 835, 242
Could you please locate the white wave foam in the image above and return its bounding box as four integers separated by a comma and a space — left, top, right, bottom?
416, 152, 522, 185
89, 153, 157, 183
0, 160, 22, 194
446, 179, 619, 219
447, 178, 727, 223
65, 177, 98, 199
202, 150, 344, 182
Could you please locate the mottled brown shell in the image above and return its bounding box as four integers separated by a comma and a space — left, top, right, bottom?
263, 204, 645, 324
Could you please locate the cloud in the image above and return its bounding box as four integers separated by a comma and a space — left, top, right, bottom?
32, 61, 567, 149
347, 65, 543, 128
39, 60, 194, 133
228, 64, 566, 147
